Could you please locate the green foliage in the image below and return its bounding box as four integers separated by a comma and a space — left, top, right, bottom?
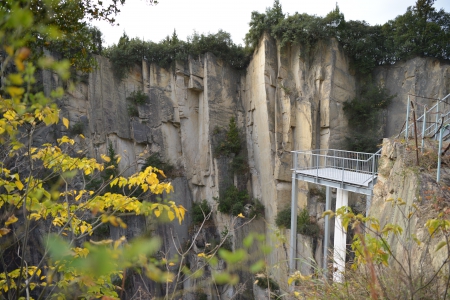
309, 186, 326, 202
0, 31, 184, 297
127, 89, 147, 104
141, 153, 175, 177
25, 1, 113, 72
215, 117, 241, 157
343, 84, 395, 152
196, 292, 208, 300
272, 6, 344, 59
275, 207, 292, 229
220, 227, 233, 251
69, 121, 84, 135
105, 30, 251, 80
231, 201, 245, 216
217, 185, 249, 216
86, 142, 122, 195
246, 1, 450, 74
249, 199, 265, 219
127, 103, 139, 117
192, 199, 211, 224
230, 154, 248, 173
103, 32, 143, 80
275, 207, 319, 237
255, 273, 281, 299
382, 0, 450, 62
244, 0, 285, 49
126, 89, 147, 117
0, 2, 268, 299
104, 142, 119, 180
297, 208, 320, 237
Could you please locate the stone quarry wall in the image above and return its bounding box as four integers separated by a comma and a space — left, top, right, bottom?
374, 57, 450, 138
368, 138, 450, 296
53, 32, 450, 297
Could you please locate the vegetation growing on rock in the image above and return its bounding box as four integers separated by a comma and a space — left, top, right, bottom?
141, 153, 175, 178
246, 0, 450, 74
343, 84, 396, 152
126, 88, 147, 105
276, 207, 320, 237
192, 199, 212, 224
104, 30, 251, 80
215, 117, 241, 157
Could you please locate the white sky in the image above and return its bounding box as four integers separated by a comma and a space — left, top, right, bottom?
92, 0, 450, 47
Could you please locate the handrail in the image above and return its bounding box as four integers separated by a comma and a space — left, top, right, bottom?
291, 148, 381, 188
399, 93, 450, 139
291, 149, 381, 163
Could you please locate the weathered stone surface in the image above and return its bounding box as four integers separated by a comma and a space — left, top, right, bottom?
374, 57, 450, 137
130, 119, 149, 143
369, 138, 450, 292
49, 33, 450, 297
188, 74, 204, 91
189, 56, 204, 78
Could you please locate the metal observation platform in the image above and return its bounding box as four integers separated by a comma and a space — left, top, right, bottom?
288, 93, 450, 283
289, 148, 381, 282
292, 149, 380, 196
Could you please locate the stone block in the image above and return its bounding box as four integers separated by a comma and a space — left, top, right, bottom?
188, 75, 204, 91
274, 152, 292, 182
189, 57, 204, 78
175, 60, 189, 76
131, 120, 148, 144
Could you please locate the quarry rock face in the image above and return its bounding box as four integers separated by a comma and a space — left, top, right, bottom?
369, 138, 450, 297
374, 57, 450, 138
54, 33, 450, 297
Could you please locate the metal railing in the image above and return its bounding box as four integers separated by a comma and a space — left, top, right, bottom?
292, 149, 381, 187
400, 93, 450, 141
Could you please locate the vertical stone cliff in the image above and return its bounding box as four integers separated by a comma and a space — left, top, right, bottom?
53, 32, 450, 297
374, 57, 450, 137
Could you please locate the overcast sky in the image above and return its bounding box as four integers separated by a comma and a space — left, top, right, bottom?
92, 0, 450, 47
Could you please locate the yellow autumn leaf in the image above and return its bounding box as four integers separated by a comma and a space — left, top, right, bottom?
109, 216, 119, 226
29, 213, 41, 221
90, 239, 113, 245
237, 213, 245, 218
79, 134, 85, 139
80, 224, 87, 234
101, 154, 111, 163
5, 215, 18, 226
0, 228, 11, 237
62, 117, 69, 129
288, 271, 312, 285
154, 209, 161, 217
4, 45, 13, 56
15, 180, 24, 191
75, 191, 85, 201
169, 262, 175, 266
168, 211, 175, 221
6, 86, 24, 98
114, 236, 126, 249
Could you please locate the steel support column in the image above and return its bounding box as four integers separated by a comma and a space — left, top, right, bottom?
405, 96, 410, 140
289, 173, 298, 273
438, 127, 444, 182
333, 188, 348, 283
323, 186, 331, 280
